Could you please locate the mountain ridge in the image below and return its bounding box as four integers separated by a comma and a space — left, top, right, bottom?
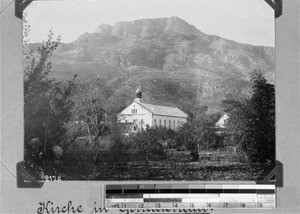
94, 17, 207, 39
25, 17, 275, 113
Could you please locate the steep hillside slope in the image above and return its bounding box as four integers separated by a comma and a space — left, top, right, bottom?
25, 17, 274, 113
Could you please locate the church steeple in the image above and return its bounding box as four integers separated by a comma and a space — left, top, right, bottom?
136, 86, 142, 99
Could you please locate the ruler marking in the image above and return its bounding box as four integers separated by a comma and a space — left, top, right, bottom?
105, 184, 276, 209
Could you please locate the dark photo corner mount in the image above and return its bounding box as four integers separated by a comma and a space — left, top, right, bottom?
265, 0, 283, 18
15, 0, 33, 19
17, 162, 44, 188
255, 160, 283, 188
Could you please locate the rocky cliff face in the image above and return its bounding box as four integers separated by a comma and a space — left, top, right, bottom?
95, 24, 113, 35
26, 17, 275, 113
97, 17, 206, 39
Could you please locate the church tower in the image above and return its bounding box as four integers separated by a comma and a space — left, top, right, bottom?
135, 86, 142, 101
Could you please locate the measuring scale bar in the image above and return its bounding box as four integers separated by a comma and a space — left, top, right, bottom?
105, 184, 276, 209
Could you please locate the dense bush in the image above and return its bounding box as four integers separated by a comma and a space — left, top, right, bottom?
174, 107, 224, 155
151, 143, 164, 156
190, 150, 199, 161
222, 70, 275, 163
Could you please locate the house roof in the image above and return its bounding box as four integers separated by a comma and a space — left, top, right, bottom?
135, 99, 188, 118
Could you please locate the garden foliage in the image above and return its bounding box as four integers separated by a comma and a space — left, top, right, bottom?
222, 70, 275, 163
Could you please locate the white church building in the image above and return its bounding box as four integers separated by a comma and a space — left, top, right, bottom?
118, 88, 188, 131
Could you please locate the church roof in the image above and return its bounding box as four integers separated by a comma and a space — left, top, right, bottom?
135, 99, 188, 118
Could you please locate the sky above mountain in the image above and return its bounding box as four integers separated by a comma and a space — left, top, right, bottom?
25, 0, 274, 47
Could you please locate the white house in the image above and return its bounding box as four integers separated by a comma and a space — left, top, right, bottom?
118, 88, 188, 131
215, 113, 229, 128
215, 113, 229, 135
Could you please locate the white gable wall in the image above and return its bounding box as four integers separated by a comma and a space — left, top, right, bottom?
119, 101, 151, 115
118, 101, 153, 129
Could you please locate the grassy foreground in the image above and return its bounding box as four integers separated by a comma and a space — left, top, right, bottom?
38, 149, 274, 181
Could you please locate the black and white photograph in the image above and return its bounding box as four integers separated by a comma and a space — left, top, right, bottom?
23, 0, 276, 181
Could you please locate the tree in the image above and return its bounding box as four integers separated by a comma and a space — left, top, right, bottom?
64, 78, 112, 143
24, 28, 76, 168
222, 70, 275, 163
248, 70, 275, 162
108, 123, 128, 169
175, 106, 221, 156
132, 126, 159, 178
